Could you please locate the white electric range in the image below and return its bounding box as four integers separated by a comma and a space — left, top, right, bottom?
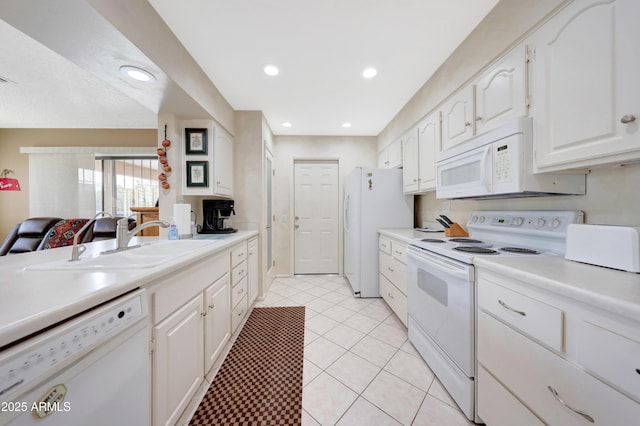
406, 210, 584, 423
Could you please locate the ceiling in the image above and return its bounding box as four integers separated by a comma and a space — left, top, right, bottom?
0, 0, 500, 136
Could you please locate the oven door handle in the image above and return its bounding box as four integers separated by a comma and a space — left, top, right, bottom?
408, 248, 473, 281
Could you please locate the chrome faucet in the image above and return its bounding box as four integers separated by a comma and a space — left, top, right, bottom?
116, 216, 170, 250
69, 212, 112, 262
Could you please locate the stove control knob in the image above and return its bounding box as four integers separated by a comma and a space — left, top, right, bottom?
478, 216, 486, 223
551, 218, 561, 228
513, 217, 524, 226
471, 215, 478, 223
537, 218, 546, 227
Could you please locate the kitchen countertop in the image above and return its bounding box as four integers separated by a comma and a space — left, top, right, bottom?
0, 231, 257, 349
474, 256, 640, 321
378, 228, 445, 243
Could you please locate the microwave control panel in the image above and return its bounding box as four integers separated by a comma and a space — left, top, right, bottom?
493, 143, 512, 183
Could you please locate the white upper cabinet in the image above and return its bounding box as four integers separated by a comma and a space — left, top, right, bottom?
401, 128, 419, 193
440, 85, 475, 151
378, 138, 403, 169
531, 0, 640, 171
418, 111, 440, 192
182, 121, 234, 197
475, 46, 528, 134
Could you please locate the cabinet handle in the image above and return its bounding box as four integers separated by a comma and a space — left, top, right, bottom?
239, 288, 244, 294
498, 300, 526, 316
388, 292, 394, 300
465, 121, 472, 127
208, 304, 214, 310
238, 310, 244, 317
547, 386, 594, 423
200, 312, 207, 317
620, 114, 637, 124
388, 267, 394, 273
475, 116, 482, 121
635, 368, 640, 375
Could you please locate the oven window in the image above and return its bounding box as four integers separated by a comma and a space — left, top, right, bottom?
417, 268, 448, 306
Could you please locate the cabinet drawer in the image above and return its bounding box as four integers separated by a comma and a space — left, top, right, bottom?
231, 243, 247, 267
391, 243, 407, 264
379, 237, 392, 255
379, 252, 407, 295
479, 310, 640, 426
574, 319, 640, 401
479, 278, 564, 352
231, 295, 247, 332
232, 259, 247, 285
477, 365, 544, 426
380, 273, 407, 327
232, 276, 247, 309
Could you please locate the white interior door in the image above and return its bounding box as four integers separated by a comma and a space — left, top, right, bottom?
294, 161, 339, 274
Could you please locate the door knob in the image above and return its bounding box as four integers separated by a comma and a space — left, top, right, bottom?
621, 114, 637, 124
295, 216, 299, 221
295, 224, 299, 229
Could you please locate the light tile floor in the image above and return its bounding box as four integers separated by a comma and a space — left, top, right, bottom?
254, 275, 474, 426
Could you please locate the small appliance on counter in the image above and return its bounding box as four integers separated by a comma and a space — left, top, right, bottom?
199, 199, 238, 234
565, 224, 640, 273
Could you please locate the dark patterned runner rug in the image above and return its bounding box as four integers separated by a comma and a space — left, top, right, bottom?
190, 306, 306, 425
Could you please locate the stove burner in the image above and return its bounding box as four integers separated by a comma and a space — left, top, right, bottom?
449, 238, 484, 243
421, 238, 445, 243
500, 247, 540, 254
453, 246, 498, 254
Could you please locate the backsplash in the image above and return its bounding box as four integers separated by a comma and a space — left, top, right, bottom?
417, 163, 640, 227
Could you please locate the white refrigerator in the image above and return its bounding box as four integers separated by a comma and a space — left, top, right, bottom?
344, 167, 414, 297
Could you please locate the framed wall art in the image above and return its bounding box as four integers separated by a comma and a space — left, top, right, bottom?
186, 161, 208, 187
185, 128, 208, 155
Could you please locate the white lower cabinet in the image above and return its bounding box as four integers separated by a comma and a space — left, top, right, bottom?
154, 295, 204, 426
204, 274, 231, 372
151, 250, 231, 426
231, 241, 249, 332
379, 235, 408, 326
247, 236, 259, 305
477, 268, 640, 426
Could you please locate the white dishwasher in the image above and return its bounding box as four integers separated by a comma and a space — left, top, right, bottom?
0, 289, 150, 426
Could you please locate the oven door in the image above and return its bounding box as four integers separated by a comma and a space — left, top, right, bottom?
407, 246, 475, 376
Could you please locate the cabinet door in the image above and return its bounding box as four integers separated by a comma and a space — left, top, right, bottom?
214, 127, 234, 196
248, 237, 259, 305
475, 46, 528, 134
378, 147, 389, 168
387, 138, 403, 169
417, 111, 440, 191
441, 85, 475, 151
154, 295, 204, 426
402, 128, 419, 193
204, 274, 231, 372
532, 0, 640, 171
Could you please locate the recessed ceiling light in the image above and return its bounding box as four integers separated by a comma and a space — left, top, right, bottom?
362, 67, 377, 79
342, 122, 352, 128
282, 121, 292, 128
264, 65, 280, 76
120, 65, 155, 83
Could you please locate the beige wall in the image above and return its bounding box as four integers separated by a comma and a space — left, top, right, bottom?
273, 135, 378, 276
0, 128, 156, 240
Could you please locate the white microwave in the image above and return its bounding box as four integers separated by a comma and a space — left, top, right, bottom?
435, 118, 586, 199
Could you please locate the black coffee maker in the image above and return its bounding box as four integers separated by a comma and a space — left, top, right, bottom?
200, 199, 238, 234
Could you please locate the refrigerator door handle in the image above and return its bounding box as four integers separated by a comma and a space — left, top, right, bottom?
344, 194, 350, 231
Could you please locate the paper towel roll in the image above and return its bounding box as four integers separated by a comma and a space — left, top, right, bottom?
173, 203, 192, 238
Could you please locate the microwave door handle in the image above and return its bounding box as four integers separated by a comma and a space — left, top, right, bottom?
480, 145, 492, 193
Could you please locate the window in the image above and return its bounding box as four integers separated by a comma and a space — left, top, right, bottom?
97, 157, 159, 216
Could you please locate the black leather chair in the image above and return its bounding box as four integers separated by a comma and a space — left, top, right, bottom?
0, 217, 62, 255
80, 217, 136, 243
